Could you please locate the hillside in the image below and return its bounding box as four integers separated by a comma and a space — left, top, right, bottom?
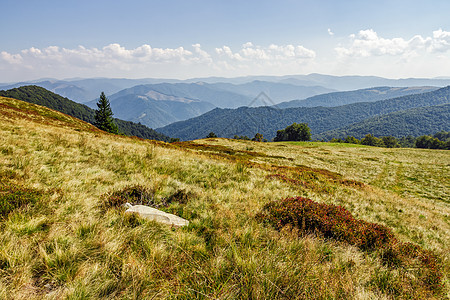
0, 99, 448, 298
158, 86, 450, 140
0, 86, 171, 142
315, 104, 450, 140
277, 86, 438, 108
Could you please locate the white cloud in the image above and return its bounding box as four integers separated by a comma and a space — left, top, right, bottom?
1, 51, 23, 64
0, 42, 317, 81
335, 28, 450, 58
216, 43, 315, 61
429, 28, 450, 52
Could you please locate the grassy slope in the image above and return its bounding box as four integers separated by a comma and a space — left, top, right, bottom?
0, 86, 171, 142
0, 96, 449, 299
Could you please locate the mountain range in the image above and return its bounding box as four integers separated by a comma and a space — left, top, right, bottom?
3, 73, 450, 104
157, 86, 450, 141
2, 74, 450, 142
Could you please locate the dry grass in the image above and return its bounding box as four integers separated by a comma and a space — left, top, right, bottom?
0, 96, 449, 299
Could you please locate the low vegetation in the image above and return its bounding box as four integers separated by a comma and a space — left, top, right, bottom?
257, 197, 443, 297
0, 96, 449, 299
328, 131, 450, 149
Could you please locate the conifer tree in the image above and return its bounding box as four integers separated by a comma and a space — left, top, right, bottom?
94, 92, 119, 134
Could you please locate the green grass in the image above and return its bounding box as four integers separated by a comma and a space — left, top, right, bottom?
0, 96, 449, 299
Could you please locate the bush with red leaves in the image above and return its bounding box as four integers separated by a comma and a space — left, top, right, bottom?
256, 196, 442, 290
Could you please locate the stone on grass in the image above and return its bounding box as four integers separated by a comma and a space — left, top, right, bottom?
124, 203, 189, 227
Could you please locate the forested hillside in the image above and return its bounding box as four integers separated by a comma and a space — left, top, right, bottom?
277, 86, 438, 108
315, 104, 450, 140
0, 86, 171, 142
158, 86, 450, 140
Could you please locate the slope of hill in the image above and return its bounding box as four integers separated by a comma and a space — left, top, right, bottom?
315, 104, 450, 140
158, 86, 450, 140
0, 102, 448, 298
277, 86, 438, 108
0, 86, 171, 142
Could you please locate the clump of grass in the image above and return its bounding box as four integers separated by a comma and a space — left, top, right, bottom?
101, 185, 154, 210
256, 196, 443, 294
102, 185, 194, 211
166, 189, 193, 205
0, 183, 43, 217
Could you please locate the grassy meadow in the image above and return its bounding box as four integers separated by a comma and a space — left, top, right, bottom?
0, 96, 449, 299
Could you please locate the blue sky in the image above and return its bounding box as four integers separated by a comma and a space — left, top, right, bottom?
1, 0, 450, 81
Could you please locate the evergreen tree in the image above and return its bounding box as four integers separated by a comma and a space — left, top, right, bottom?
94, 92, 119, 134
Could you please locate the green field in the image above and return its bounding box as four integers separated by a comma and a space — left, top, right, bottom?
0, 96, 449, 299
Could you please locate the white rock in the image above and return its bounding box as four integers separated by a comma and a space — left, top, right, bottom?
125, 204, 189, 227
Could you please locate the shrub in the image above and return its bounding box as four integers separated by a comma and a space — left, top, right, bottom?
101, 185, 154, 209
256, 196, 443, 290
206, 132, 217, 138
256, 196, 396, 250
252, 133, 264, 142
102, 186, 193, 210
274, 123, 311, 142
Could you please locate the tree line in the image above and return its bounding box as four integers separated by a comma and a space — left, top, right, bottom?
328, 132, 450, 150
207, 122, 449, 150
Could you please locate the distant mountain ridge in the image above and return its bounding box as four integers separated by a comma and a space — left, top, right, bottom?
204, 80, 335, 103
4, 73, 450, 104
0, 86, 171, 142
157, 86, 450, 141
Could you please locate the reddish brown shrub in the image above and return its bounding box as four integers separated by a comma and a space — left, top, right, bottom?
256, 196, 443, 290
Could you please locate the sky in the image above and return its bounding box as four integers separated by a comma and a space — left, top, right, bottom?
1, 0, 450, 82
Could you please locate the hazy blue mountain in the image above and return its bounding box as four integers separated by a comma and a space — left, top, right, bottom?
184, 73, 450, 90
105, 93, 215, 128
89, 82, 253, 108
204, 80, 335, 103
314, 104, 450, 140
4, 74, 450, 105
0, 80, 91, 102
157, 86, 450, 141
277, 86, 438, 108
274, 73, 450, 90
0, 78, 178, 103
